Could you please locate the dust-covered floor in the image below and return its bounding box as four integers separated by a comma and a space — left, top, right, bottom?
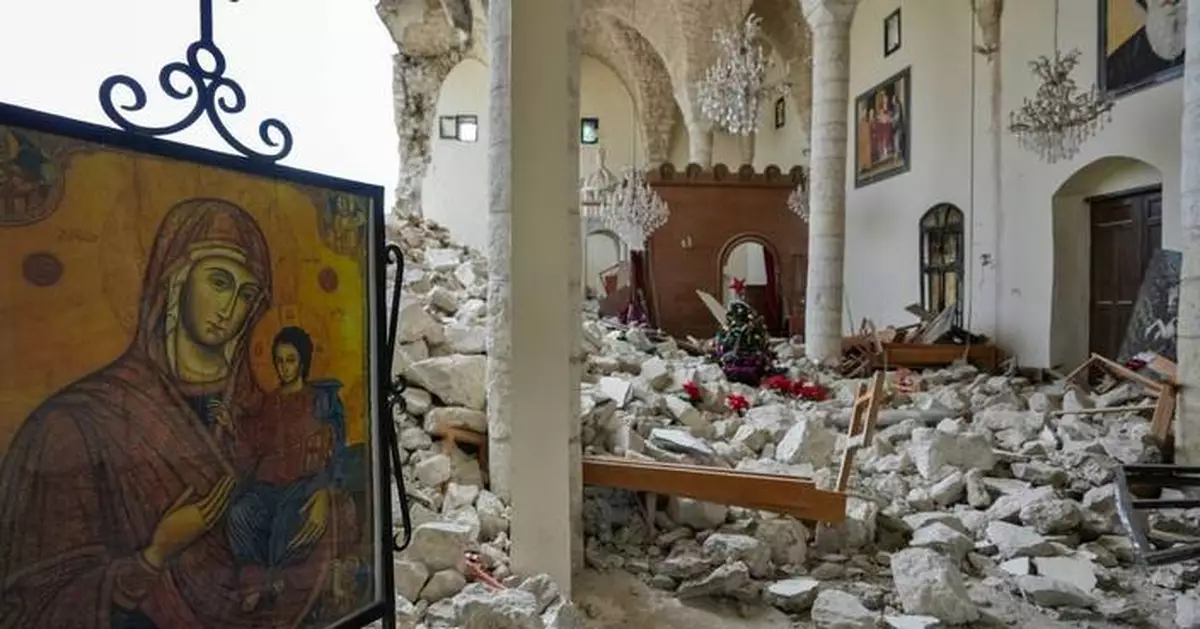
573, 570, 792, 629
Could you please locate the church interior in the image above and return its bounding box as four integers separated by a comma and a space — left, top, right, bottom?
368, 0, 1200, 626
6, 0, 1200, 627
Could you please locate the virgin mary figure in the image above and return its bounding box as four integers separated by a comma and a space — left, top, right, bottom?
0, 198, 353, 629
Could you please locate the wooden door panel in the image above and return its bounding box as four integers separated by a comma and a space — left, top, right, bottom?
1088, 188, 1163, 359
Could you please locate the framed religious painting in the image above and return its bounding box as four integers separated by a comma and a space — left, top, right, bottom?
1098, 0, 1186, 98
0, 102, 394, 629
854, 66, 911, 188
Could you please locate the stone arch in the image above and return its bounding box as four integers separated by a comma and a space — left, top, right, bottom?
581, 10, 678, 166
584, 229, 625, 298
1050, 155, 1164, 369
717, 232, 784, 332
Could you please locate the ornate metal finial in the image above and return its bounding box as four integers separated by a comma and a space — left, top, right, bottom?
98, 0, 294, 163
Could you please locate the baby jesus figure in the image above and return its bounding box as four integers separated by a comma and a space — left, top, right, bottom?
223, 326, 347, 611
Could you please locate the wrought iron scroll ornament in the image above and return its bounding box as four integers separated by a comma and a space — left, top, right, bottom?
98, 0, 294, 163
384, 243, 415, 551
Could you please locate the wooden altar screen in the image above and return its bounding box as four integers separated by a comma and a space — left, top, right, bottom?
645, 163, 808, 339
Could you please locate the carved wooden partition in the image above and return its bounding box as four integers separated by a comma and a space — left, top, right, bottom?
645, 163, 808, 339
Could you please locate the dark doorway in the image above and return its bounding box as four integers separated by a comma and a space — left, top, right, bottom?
1089, 186, 1162, 359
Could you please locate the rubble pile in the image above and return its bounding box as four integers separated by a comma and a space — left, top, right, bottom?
383, 215, 1197, 629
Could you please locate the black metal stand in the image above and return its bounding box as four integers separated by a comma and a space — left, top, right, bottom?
383, 243, 415, 552
98, 0, 293, 163
1115, 463, 1200, 565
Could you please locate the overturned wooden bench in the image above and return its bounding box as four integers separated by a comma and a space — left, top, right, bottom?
584, 371, 886, 525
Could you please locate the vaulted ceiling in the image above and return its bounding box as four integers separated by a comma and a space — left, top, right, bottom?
376, 0, 815, 155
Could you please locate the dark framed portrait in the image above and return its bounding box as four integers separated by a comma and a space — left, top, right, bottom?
0, 102, 393, 629
774, 98, 786, 129
884, 8, 902, 57
1098, 0, 1186, 98
854, 66, 911, 188
581, 117, 600, 145
438, 115, 457, 139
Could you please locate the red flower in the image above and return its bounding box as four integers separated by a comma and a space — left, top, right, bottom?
762, 375, 793, 393
681, 380, 703, 402
729, 277, 747, 297
725, 393, 750, 413
792, 380, 829, 401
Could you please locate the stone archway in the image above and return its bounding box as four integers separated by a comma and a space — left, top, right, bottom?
585, 229, 624, 298
1050, 155, 1164, 369
718, 233, 784, 334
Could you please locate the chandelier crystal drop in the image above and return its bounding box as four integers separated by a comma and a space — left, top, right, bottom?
695, 13, 790, 136
1008, 48, 1113, 164
597, 166, 670, 251
786, 182, 809, 222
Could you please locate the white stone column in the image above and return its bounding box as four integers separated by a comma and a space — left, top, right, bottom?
486, 0, 578, 590
801, 0, 858, 364
1176, 0, 1200, 465
687, 121, 714, 167
970, 0, 1003, 339
565, 0, 586, 574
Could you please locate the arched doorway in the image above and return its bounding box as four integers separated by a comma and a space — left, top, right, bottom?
585, 230, 623, 299
1050, 156, 1164, 368
719, 236, 783, 335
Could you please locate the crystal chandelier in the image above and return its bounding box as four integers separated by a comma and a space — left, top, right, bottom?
580, 148, 619, 214
597, 167, 669, 251
695, 13, 790, 136
1008, 1, 1112, 164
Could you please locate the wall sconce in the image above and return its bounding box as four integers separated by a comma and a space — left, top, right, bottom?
680, 235, 694, 250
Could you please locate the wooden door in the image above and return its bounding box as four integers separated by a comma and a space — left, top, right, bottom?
1089, 188, 1162, 359
789, 253, 808, 338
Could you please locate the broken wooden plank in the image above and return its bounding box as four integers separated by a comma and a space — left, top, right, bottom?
582, 456, 847, 523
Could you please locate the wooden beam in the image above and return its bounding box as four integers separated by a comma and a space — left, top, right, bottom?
582, 456, 847, 523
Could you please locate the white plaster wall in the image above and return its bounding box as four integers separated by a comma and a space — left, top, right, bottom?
843, 0, 1181, 367
424, 55, 641, 250
844, 0, 974, 334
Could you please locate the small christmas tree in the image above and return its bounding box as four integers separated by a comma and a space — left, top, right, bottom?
712, 278, 775, 385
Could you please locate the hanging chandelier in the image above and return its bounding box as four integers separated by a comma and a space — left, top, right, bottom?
695, 13, 790, 136
597, 167, 669, 251
1008, 1, 1112, 164
580, 148, 619, 215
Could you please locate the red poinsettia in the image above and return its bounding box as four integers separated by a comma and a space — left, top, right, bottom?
762, 374, 793, 393
729, 277, 747, 298
725, 392, 750, 414
791, 380, 829, 402
681, 380, 703, 403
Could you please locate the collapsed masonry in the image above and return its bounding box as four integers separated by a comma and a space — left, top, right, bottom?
382, 215, 1200, 629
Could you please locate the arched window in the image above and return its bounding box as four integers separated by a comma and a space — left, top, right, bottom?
919, 204, 965, 325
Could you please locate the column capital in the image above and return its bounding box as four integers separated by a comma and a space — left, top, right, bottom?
972, 0, 1004, 53
800, 0, 859, 31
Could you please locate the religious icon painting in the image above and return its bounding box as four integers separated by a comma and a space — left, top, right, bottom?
1098, 0, 1186, 98
854, 66, 911, 188
0, 102, 393, 629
